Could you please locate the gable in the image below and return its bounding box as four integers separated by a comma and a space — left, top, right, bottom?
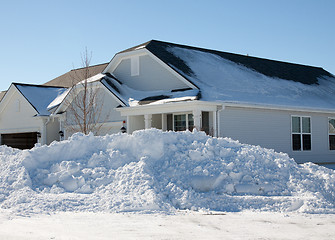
54, 79, 125, 114
105, 50, 195, 91
0, 86, 40, 131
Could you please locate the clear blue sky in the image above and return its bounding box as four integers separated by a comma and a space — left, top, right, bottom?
0, 0, 334, 91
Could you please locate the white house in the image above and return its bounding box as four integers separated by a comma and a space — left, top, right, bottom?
0, 63, 108, 148
1, 40, 335, 169
0, 83, 67, 149
101, 40, 335, 169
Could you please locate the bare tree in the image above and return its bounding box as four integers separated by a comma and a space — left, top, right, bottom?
64, 49, 107, 135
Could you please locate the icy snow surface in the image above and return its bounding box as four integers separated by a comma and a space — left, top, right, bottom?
0, 129, 334, 215
16, 85, 67, 115
168, 47, 335, 111
47, 88, 70, 110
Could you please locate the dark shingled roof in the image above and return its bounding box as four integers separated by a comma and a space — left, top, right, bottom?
43, 63, 108, 88
122, 40, 333, 85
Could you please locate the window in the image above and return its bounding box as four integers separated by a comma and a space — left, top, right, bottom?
174, 113, 194, 131
329, 119, 335, 150
291, 116, 311, 151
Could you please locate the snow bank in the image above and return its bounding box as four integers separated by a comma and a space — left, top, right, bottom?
0, 129, 334, 215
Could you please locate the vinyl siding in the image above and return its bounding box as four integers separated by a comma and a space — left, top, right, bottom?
0, 89, 42, 133
113, 54, 189, 91
219, 106, 335, 165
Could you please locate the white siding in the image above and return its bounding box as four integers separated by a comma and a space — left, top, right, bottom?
46, 119, 61, 144
219, 106, 335, 165
113, 55, 189, 91
128, 115, 145, 133
64, 85, 126, 136
0, 90, 42, 134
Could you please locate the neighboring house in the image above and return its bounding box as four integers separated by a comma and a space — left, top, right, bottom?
0, 91, 6, 102
1, 40, 335, 169
0, 83, 67, 149
0, 63, 109, 149
43, 63, 108, 87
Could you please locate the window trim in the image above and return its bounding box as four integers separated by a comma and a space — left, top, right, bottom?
173, 112, 194, 131
328, 118, 335, 151
291, 115, 312, 151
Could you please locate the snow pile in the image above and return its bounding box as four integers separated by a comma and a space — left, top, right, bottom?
0, 129, 334, 215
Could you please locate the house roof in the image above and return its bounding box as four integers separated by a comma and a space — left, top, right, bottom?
117, 40, 335, 111
14, 83, 67, 116
123, 40, 333, 85
0, 91, 6, 102
43, 63, 108, 88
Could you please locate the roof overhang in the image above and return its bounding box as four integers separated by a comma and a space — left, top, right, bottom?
221, 101, 335, 114
116, 100, 222, 116
117, 99, 335, 117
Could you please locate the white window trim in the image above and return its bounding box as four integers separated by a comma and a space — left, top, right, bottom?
173, 112, 193, 131
328, 117, 335, 151
291, 115, 312, 151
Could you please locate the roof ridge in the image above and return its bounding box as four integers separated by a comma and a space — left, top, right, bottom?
147, 40, 325, 71
117, 40, 153, 54
13, 82, 66, 89
69, 62, 109, 72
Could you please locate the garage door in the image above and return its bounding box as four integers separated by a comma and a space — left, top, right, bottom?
1, 132, 38, 150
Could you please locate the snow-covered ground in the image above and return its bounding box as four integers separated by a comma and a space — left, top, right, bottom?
0, 211, 334, 239
0, 129, 334, 239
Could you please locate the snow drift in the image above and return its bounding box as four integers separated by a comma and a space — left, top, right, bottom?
0, 129, 334, 215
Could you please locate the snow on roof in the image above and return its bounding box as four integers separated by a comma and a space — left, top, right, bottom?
81, 73, 105, 84
101, 75, 199, 106
15, 84, 67, 115
166, 46, 335, 111
47, 88, 70, 111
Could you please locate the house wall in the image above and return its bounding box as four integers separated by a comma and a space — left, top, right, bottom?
46, 119, 61, 144
128, 115, 145, 133
219, 106, 335, 166
0, 89, 42, 136
152, 114, 162, 129
112, 54, 190, 91
64, 84, 126, 137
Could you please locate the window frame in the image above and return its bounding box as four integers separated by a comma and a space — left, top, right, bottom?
291, 115, 312, 151
328, 118, 335, 151
173, 112, 194, 132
